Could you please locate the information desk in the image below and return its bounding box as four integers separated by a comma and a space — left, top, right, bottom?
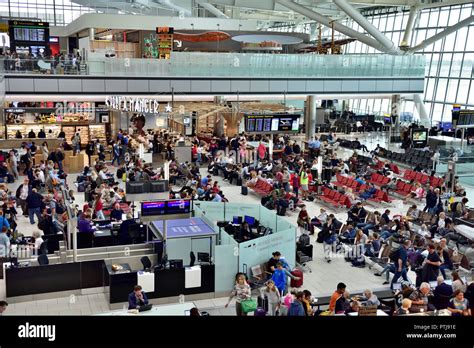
108, 264, 215, 304
6, 260, 105, 298
98, 302, 196, 316
149, 218, 217, 239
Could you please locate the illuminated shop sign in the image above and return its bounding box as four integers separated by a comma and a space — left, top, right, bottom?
105, 96, 160, 113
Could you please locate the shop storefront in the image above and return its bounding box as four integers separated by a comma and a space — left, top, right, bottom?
3, 101, 111, 143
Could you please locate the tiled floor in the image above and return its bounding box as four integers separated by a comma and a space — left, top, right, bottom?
2, 133, 472, 316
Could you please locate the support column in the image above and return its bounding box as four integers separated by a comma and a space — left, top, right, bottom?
89, 28, 95, 41
413, 93, 429, 123
400, 6, 417, 48
305, 95, 317, 140
391, 95, 401, 143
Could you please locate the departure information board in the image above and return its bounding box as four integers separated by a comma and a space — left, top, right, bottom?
245, 114, 301, 133
457, 110, 474, 126
9, 20, 49, 42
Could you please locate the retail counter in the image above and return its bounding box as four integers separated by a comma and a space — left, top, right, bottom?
0, 138, 63, 150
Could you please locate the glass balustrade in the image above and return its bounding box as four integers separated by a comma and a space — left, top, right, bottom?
0, 52, 426, 78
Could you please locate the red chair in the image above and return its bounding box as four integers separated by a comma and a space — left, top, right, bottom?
414, 172, 423, 182
328, 190, 336, 199
350, 181, 359, 190
333, 192, 341, 203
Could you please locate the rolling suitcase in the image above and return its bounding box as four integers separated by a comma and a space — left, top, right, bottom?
257, 295, 269, 313
213, 167, 219, 176
236, 177, 243, 186
290, 269, 303, 288
241, 186, 248, 195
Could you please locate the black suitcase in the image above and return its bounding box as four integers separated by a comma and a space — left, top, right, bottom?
213, 167, 219, 176
241, 186, 248, 195
236, 177, 243, 186
257, 295, 269, 313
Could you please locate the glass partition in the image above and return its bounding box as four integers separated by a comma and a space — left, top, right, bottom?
0, 53, 425, 78
258, 206, 278, 232
238, 227, 296, 275
215, 244, 239, 293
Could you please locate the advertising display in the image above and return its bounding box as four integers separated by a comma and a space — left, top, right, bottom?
245, 114, 301, 133
411, 128, 428, 148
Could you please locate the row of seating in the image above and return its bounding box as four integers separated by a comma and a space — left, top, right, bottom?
367, 172, 391, 186
404, 169, 444, 187
394, 180, 416, 197
249, 179, 274, 196
357, 184, 392, 204
319, 187, 352, 208
332, 174, 360, 191
379, 148, 433, 170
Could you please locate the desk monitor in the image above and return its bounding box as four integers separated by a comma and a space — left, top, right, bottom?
244, 215, 255, 226
169, 259, 183, 269
233, 216, 242, 224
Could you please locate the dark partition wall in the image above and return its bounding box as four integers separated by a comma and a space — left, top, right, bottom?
6, 260, 105, 297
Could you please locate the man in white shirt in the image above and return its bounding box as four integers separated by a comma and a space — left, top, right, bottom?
18, 178, 30, 216
99, 168, 108, 180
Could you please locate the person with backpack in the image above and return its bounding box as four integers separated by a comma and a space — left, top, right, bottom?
287, 292, 305, 316
0, 210, 11, 233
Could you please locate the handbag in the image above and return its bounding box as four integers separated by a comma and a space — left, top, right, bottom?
240, 298, 257, 313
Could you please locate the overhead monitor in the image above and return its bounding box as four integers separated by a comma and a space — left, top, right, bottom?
141, 201, 166, 216
166, 199, 191, 215
244, 114, 301, 133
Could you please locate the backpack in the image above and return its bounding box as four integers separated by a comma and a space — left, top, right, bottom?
299, 233, 310, 246
389, 247, 400, 263
450, 202, 459, 213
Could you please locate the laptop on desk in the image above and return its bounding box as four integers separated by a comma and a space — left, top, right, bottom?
138, 304, 153, 312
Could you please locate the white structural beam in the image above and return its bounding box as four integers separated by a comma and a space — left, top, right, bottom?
417, 0, 474, 9
333, 0, 400, 54
413, 94, 429, 122
197, 1, 230, 18
408, 15, 474, 53
275, 0, 389, 53
400, 6, 417, 47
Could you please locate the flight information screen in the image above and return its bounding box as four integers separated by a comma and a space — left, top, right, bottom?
244, 114, 301, 133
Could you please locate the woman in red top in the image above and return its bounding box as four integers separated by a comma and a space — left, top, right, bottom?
94, 195, 105, 220
297, 205, 311, 232
291, 174, 300, 198
212, 181, 220, 194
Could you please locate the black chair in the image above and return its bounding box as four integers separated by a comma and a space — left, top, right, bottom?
189, 252, 196, 267
38, 254, 49, 265
141, 256, 152, 271
128, 223, 141, 244
38, 240, 48, 255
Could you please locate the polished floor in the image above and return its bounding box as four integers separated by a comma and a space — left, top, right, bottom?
2, 133, 473, 316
